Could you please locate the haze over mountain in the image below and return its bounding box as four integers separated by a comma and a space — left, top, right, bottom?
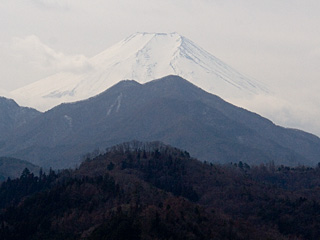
1, 76, 319, 169
0, 157, 40, 181
10, 32, 269, 112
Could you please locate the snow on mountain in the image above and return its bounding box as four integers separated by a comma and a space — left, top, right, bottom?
10, 32, 269, 111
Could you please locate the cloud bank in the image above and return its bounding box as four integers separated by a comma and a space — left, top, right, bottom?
231, 93, 320, 137
11, 35, 92, 74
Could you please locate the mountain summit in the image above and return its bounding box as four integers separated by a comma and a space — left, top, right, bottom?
11, 32, 269, 111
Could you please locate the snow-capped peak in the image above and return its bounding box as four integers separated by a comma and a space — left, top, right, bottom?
10, 32, 269, 111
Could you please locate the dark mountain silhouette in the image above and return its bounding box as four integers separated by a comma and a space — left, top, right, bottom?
0, 76, 319, 169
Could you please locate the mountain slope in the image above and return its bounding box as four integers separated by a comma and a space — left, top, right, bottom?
1, 76, 319, 169
10, 32, 269, 111
0, 97, 41, 141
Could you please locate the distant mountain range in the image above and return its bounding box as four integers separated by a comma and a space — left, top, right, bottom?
10, 32, 269, 111
1, 76, 319, 169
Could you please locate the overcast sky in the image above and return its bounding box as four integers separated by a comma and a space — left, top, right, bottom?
0, 0, 320, 136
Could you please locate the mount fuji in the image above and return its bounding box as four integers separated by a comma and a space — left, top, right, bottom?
11, 32, 269, 111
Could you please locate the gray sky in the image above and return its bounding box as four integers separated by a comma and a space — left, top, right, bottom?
1, 0, 320, 136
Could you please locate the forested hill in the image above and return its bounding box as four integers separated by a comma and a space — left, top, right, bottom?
1, 141, 320, 239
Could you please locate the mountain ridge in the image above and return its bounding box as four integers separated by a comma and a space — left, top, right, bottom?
0, 97, 41, 140
1, 76, 319, 169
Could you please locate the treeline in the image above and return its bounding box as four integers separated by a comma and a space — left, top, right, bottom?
0, 168, 57, 209
1, 141, 320, 239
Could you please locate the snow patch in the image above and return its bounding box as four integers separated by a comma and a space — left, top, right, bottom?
107, 93, 123, 116
64, 115, 72, 127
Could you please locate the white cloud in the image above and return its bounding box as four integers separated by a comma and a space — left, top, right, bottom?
11, 35, 92, 74
232, 94, 320, 137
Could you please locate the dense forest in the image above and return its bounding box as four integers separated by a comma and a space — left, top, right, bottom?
1, 141, 320, 239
